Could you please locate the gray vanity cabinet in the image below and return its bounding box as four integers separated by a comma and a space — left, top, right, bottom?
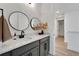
30, 47, 39, 56
0, 52, 11, 56
0, 36, 50, 56
40, 41, 49, 56
12, 41, 39, 56
22, 46, 39, 56
40, 37, 49, 56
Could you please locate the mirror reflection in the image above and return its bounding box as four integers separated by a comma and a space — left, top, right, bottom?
30, 17, 41, 30
8, 11, 29, 31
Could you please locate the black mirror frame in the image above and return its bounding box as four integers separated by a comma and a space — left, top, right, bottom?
8, 11, 29, 31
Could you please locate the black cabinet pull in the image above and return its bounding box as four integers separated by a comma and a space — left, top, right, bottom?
44, 43, 47, 50
27, 52, 32, 56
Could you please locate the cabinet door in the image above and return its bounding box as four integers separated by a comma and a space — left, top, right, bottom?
12, 41, 39, 56
40, 41, 49, 56
31, 47, 39, 56
22, 47, 39, 56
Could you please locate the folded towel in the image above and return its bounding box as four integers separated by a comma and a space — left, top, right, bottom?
0, 16, 2, 42
0, 15, 12, 42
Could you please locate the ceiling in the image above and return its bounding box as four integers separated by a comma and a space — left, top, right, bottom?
54, 3, 79, 20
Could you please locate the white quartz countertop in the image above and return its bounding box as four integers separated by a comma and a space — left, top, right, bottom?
0, 34, 49, 55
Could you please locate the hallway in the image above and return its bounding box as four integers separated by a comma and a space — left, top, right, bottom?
55, 36, 79, 56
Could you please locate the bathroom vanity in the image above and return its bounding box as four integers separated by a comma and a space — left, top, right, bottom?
0, 34, 50, 56
0, 11, 50, 56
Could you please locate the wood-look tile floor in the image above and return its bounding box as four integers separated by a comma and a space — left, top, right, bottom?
55, 36, 79, 56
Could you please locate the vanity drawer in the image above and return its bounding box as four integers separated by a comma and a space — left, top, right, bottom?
12, 40, 39, 56
40, 36, 49, 43
25, 41, 39, 51
21, 46, 39, 56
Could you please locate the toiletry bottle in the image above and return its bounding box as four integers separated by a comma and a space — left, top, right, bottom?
14, 33, 16, 40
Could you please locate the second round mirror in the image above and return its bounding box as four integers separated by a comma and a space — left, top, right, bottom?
30, 17, 41, 30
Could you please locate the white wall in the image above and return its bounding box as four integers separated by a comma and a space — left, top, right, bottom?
40, 4, 56, 55
64, 11, 79, 52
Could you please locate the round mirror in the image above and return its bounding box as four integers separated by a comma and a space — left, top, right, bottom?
8, 11, 29, 31
30, 17, 41, 30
